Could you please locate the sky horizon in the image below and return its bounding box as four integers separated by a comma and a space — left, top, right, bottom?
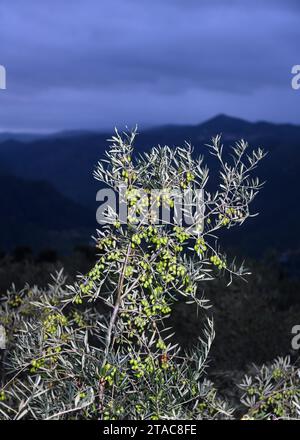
1, 0, 300, 132
1, 112, 300, 136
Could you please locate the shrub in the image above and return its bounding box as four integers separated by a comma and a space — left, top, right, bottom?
240, 356, 300, 419
0, 129, 265, 419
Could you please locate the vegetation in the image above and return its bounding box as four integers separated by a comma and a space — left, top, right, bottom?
240, 356, 300, 419
1, 130, 298, 420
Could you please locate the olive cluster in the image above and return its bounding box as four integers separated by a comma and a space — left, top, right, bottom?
72, 310, 86, 327
151, 235, 169, 249
120, 156, 136, 184
126, 188, 139, 206
80, 234, 122, 295
160, 191, 174, 208
131, 233, 142, 247
107, 251, 121, 262
97, 236, 116, 251
8, 294, 22, 308
272, 367, 284, 380
43, 312, 68, 336
126, 188, 148, 221
129, 355, 157, 378
155, 248, 192, 293
89, 261, 105, 279
103, 363, 117, 386
140, 272, 153, 288
121, 169, 130, 183
126, 188, 148, 208
132, 314, 146, 333
120, 289, 171, 338
30, 347, 61, 373
219, 213, 230, 226
74, 295, 83, 304
131, 226, 168, 250
125, 265, 134, 277
180, 171, 194, 189
135, 403, 144, 414
173, 226, 190, 243
121, 301, 170, 337
194, 237, 207, 255
80, 280, 94, 295
210, 254, 226, 270
120, 307, 144, 337
80, 260, 105, 294
219, 207, 243, 226
141, 297, 171, 318
30, 358, 45, 373
156, 339, 166, 350
103, 401, 125, 420
149, 285, 171, 314
47, 346, 62, 362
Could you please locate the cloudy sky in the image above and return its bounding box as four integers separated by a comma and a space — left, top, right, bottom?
0, 0, 300, 132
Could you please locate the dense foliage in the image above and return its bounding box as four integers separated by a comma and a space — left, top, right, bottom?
2, 130, 297, 420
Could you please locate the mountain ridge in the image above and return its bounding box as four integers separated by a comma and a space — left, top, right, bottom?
2, 114, 300, 144
0, 114, 299, 255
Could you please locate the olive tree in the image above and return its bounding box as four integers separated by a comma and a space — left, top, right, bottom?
0, 129, 265, 419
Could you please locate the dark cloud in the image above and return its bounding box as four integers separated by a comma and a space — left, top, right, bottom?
0, 0, 299, 131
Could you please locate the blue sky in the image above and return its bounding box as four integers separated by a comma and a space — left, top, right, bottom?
0, 0, 300, 132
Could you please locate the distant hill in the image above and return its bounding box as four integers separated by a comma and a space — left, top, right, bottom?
0, 129, 100, 144
0, 133, 46, 143
0, 175, 94, 252
0, 114, 299, 255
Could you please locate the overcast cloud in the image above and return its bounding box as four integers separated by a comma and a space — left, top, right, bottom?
0, 0, 299, 132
